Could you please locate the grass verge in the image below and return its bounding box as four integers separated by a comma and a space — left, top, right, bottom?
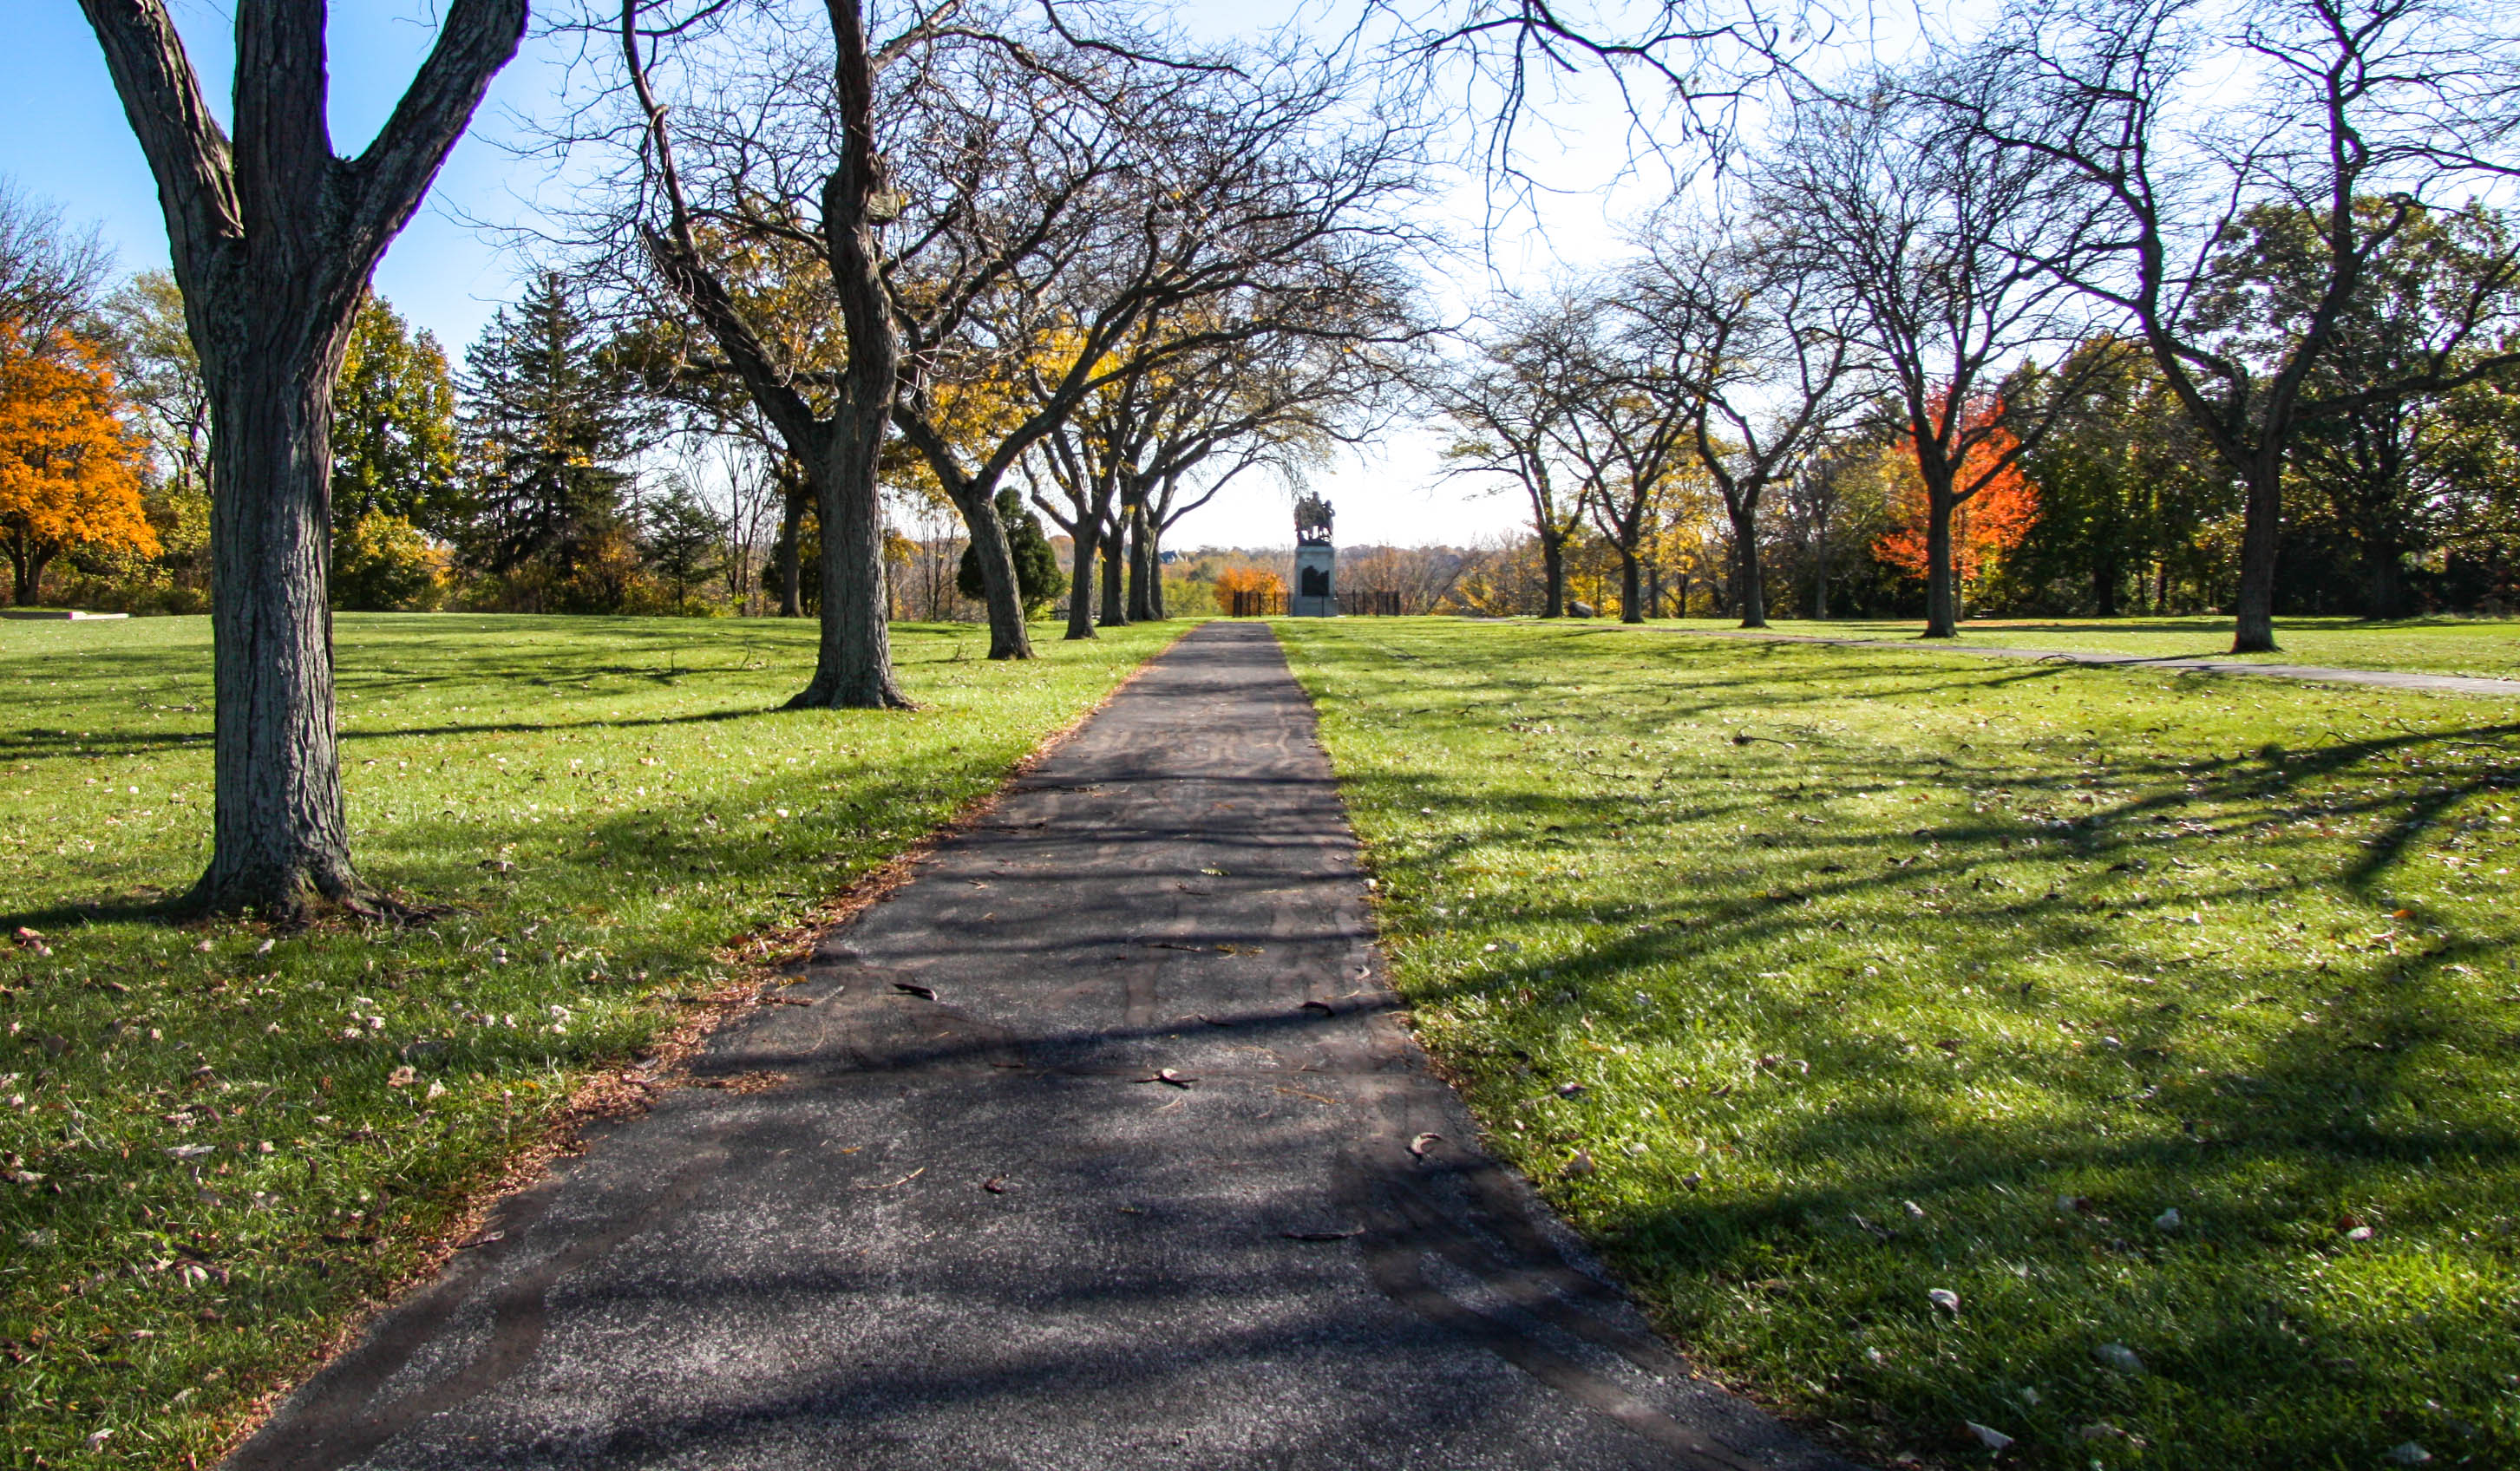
1647, 615, 2520, 683
1, 612, 1181, 1469
1279, 616, 2520, 1469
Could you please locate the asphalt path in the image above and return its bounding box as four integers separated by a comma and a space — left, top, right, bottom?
1659, 625, 2520, 697
229, 621, 1856, 1471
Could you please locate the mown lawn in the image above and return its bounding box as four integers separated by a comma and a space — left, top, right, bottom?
0, 612, 1180, 1470
1659, 614, 2520, 682
1279, 617, 2520, 1470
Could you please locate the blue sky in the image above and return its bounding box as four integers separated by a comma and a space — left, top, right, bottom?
5, 3, 1706, 548
10, 3, 573, 357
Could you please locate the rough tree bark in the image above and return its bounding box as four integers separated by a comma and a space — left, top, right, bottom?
79, 0, 527, 918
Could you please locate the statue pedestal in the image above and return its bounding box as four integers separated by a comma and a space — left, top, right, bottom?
1291, 544, 1336, 617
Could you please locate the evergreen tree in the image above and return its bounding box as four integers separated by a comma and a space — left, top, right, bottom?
641, 480, 725, 612
460, 273, 643, 608
958, 488, 1059, 615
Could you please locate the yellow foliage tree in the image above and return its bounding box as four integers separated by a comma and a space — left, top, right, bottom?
0, 321, 156, 605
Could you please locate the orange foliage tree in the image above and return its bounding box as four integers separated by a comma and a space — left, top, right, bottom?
1213, 566, 1287, 612
1875, 394, 2040, 610
0, 321, 156, 605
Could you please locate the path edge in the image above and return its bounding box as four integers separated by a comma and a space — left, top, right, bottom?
210, 621, 1203, 1466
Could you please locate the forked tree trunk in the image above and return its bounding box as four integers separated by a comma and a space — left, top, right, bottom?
789, 397, 907, 708
1540, 537, 1566, 618
79, 0, 527, 917
1619, 550, 1644, 624
6, 542, 54, 606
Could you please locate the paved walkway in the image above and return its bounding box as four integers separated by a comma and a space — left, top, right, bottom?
1656, 625, 2520, 696
231, 623, 1852, 1471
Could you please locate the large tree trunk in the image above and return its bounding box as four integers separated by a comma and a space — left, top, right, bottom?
1063, 515, 1098, 641
1148, 523, 1167, 619
1619, 549, 1644, 624
1540, 536, 1566, 618
80, 0, 527, 918
1923, 489, 1959, 638
1098, 512, 1128, 626
2094, 555, 2118, 617
6, 540, 52, 606
1730, 500, 1767, 630
1811, 533, 1830, 620
2232, 458, 2281, 652
946, 484, 1031, 658
1126, 499, 1155, 622
190, 355, 362, 914
788, 402, 907, 708
775, 464, 807, 617
2364, 541, 2405, 621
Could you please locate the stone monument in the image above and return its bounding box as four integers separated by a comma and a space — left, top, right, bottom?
1291, 494, 1336, 617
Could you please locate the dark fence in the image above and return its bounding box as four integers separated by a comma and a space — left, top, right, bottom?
1344, 590, 1404, 617
1227, 590, 1288, 617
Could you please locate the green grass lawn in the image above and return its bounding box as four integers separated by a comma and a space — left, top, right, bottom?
1650, 614, 2520, 682
1279, 617, 2520, 1470
0, 612, 1180, 1469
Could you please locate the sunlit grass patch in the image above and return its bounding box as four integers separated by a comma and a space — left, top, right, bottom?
1657, 612, 2520, 682
1280, 616, 2520, 1470
0, 612, 1180, 1468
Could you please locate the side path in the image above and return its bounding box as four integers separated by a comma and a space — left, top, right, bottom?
230, 622, 1856, 1471
1656, 625, 2520, 698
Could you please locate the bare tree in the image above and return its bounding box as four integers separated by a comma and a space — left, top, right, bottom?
1628, 221, 1860, 627
1540, 280, 1699, 624
0, 182, 112, 342
609, 0, 921, 703
1956, 0, 2520, 651
900, 44, 1425, 643
78, 0, 526, 917
1759, 75, 2104, 637
1432, 301, 1594, 617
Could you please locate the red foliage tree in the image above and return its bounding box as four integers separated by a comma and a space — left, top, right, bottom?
1875, 392, 2040, 604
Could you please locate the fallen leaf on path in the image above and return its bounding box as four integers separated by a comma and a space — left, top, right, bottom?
981, 1176, 1008, 1194
1408, 1132, 1442, 1158
455, 1231, 505, 1250
1300, 1000, 1335, 1014
893, 983, 938, 1000
1146, 1069, 1194, 1089
857, 1167, 926, 1190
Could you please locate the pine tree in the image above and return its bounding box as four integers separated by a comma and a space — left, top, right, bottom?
459, 274, 642, 609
